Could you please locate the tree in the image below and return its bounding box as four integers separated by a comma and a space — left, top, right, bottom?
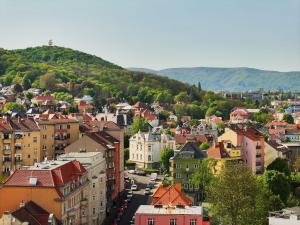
22, 74, 31, 90
209, 163, 270, 225
262, 170, 290, 203
24, 92, 34, 100
131, 116, 149, 134
283, 114, 294, 124
3, 102, 25, 112
174, 92, 190, 103
13, 83, 23, 93
160, 148, 174, 172
216, 122, 226, 132
293, 157, 300, 172
190, 159, 214, 201
267, 158, 290, 175
200, 142, 210, 150
40, 73, 57, 91
197, 82, 202, 92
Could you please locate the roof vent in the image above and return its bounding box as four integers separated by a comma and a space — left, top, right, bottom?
29, 177, 37, 186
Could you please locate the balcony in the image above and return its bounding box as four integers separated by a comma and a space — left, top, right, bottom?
3, 157, 11, 162
81, 198, 88, 206
15, 145, 22, 151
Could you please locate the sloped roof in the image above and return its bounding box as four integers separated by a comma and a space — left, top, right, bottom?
152, 184, 192, 206
173, 141, 206, 159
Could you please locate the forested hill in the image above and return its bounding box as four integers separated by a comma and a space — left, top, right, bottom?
128, 67, 300, 91
0, 46, 201, 104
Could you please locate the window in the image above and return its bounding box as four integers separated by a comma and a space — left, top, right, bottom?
42, 135, 47, 140
33, 137, 37, 143
175, 163, 181, 169
92, 195, 96, 201
148, 145, 152, 152
92, 183, 95, 188
140, 154, 142, 160
27, 154, 30, 159
184, 183, 189, 190
28, 133, 31, 137
194, 164, 199, 169
147, 218, 155, 225
175, 173, 181, 179
132, 154, 134, 159
42, 145, 47, 150
170, 219, 177, 225
148, 155, 152, 161
92, 208, 96, 215
190, 219, 197, 225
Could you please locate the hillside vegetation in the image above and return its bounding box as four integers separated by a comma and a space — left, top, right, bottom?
129, 67, 300, 91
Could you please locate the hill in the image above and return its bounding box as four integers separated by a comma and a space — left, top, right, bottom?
0, 46, 201, 106
128, 67, 300, 91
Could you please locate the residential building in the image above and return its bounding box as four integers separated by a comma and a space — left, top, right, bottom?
207, 141, 242, 174
134, 205, 210, 225
0, 201, 60, 225
64, 128, 122, 212
36, 117, 79, 159
0, 160, 89, 225
269, 207, 300, 225
230, 108, 249, 123
218, 126, 265, 174
0, 117, 41, 177
58, 152, 106, 225
169, 141, 206, 192
129, 131, 176, 168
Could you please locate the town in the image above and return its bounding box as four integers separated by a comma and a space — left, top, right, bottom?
0, 75, 299, 225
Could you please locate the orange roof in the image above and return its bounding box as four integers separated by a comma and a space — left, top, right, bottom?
152, 184, 192, 206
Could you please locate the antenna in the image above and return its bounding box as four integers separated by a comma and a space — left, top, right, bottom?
48, 39, 53, 46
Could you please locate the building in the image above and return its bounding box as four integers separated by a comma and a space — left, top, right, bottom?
134, 205, 210, 225
0, 160, 89, 225
169, 141, 206, 192
0, 201, 60, 225
58, 152, 106, 225
230, 108, 249, 123
0, 117, 41, 177
269, 207, 300, 225
129, 131, 176, 168
152, 184, 192, 206
207, 141, 242, 174
218, 126, 265, 174
36, 117, 79, 159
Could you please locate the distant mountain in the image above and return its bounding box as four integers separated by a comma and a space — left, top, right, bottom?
128, 67, 300, 91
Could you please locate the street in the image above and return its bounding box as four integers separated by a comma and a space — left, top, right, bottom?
119, 172, 153, 225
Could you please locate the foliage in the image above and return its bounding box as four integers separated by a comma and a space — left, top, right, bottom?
174, 91, 190, 103
124, 148, 129, 162
283, 114, 294, 124
136, 168, 159, 174
262, 170, 290, 203
53, 92, 73, 103
209, 163, 271, 225
3, 102, 25, 112
160, 148, 174, 172
253, 110, 274, 125
131, 116, 149, 134
294, 157, 300, 172
200, 142, 210, 150
267, 158, 290, 175
39, 73, 57, 91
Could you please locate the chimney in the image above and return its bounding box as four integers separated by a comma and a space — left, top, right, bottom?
19, 201, 25, 208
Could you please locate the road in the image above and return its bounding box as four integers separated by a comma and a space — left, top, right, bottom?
119, 172, 153, 225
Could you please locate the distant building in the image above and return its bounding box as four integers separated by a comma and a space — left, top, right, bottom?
269, 207, 300, 225
129, 131, 176, 168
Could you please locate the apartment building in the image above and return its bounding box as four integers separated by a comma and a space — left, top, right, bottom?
58, 152, 107, 225
0, 160, 89, 225
36, 117, 79, 159
0, 117, 41, 177
269, 207, 300, 225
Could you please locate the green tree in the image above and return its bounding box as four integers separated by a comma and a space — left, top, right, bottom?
24, 92, 34, 100
209, 163, 270, 225
293, 157, 300, 172
40, 73, 57, 91
283, 114, 294, 124
22, 75, 31, 90
131, 116, 149, 134
267, 158, 290, 175
197, 82, 202, 92
160, 148, 174, 172
200, 142, 210, 150
174, 91, 190, 103
263, 170, 290, 203
3, 102, 25, 112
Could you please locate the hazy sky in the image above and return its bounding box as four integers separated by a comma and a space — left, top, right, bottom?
0, 0, 299, 71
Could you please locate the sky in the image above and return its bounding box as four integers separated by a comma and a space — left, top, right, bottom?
0, 0, 299, 71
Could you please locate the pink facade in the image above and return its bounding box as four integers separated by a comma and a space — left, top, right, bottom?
135, 205, 210, 225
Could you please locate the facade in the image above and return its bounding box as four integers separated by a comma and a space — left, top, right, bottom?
129, 131, 176, 168
218, 126, 265, 174
269, 207, 300, 225
0, 117, 41, 177
0, 160, 89, 225
36, 117, 79, 159
134, 205, 210, 225
58, 152, 106, 225
169, 141, 206, 192
230, 108, 249, 123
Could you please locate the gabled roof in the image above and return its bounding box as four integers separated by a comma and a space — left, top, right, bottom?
33, 96, 54, 102
9, 118, 40, 131
152, 184, 192, 206
173, 141, 206, 160
12, 201, 61, 225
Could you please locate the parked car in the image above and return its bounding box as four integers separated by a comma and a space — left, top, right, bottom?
135, 171, 146, 176
128, 170, 135, 174
144, 187, 151, 195
147, 182, 155, 189
127, 191, 133, 200
131, 184, 138, 191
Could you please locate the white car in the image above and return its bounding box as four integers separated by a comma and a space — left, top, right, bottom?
144, 188, 151, 195
128, 170, 135, 174
131, 184, 138, 191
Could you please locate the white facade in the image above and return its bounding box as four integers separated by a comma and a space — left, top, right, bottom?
129, 131, 176, 168
58, 152, 106, 225
269, 207, 300, 225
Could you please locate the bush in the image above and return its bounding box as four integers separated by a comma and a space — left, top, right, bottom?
136, 168, 159, 174
125, 160, 136, 167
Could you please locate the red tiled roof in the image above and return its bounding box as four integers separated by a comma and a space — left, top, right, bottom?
4, 161, 86, 193
34, 96, 54, 101
152, 184, 192, 206
207, 142, 228, 159
231, 108, 248, 116
174, 134, 187, 145
268, 120, 288, 126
